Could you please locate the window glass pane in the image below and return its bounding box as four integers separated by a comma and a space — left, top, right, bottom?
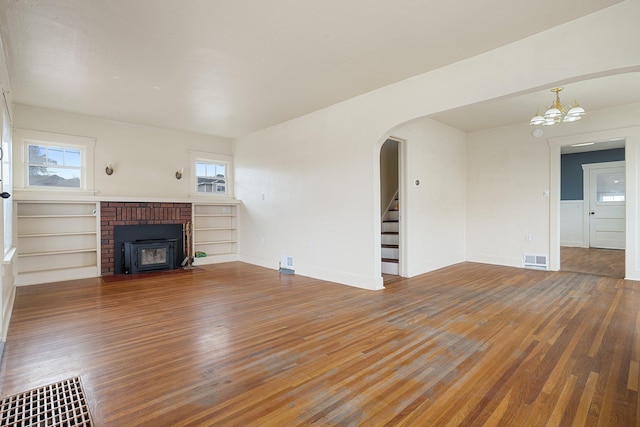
195, 161, 227, 194
47, 146, 64, 165
196, 162, 207, 176
597, 172, 625, 203
28, 145, 46, 164
65, 148, 81, 167
197, 177, 213, 193
29, 166, 81, 187
27, 142, 84, 189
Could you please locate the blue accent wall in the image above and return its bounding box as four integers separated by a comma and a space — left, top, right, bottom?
561, 148, 625, 200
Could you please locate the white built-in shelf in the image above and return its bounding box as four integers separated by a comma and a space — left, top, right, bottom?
192, 203, 238, 265
16, 201, 100, 285
17, 214, 96, 219
18, 248, 98, 258
18, 231, 97, 238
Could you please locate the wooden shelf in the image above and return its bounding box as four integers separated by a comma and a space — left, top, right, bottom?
16, 200, 100, 284
192, 203, 238, 264
18, 248, 97, 258
18, 231, 97, 238
17, 214, 96, 219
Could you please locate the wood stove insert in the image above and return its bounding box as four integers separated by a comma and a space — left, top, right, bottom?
114, 224, 184, 275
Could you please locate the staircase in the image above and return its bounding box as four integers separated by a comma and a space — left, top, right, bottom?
381, 196, 399, 275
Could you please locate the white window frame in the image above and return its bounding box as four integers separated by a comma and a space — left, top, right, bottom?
14, 129, 96, 194
189, 151, 234, 198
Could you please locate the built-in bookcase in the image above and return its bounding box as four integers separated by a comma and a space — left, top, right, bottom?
192, 203, 238, 265
16, 201, 100, 285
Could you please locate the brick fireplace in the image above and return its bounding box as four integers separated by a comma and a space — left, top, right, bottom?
100, 202, 192, 275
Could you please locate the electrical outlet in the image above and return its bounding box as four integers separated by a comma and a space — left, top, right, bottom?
525, 233, 532, 241
308, 241, 312, 249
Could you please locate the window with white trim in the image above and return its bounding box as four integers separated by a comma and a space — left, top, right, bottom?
196, 161, 227, 194
189, 151, 233, 197
27, 144, 82, 188
15, 129, 95, 193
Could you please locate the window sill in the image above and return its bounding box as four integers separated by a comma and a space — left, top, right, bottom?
13, 188, 98, 201
188, 193, 239, 203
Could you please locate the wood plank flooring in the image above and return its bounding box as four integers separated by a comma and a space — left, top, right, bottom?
1, 262, 639, 426
561, 246, 625, 278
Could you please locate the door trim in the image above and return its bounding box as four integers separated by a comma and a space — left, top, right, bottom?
548, 127, 639, 277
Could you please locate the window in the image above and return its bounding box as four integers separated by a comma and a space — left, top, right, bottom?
189, 151, 233, 197
196, 161, 226, 194
28, 144, 82, 188
15, 129, 95, 193
596, 171, 625, 202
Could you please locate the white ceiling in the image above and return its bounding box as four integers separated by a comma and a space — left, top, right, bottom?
0, 0, 627, 138
431, 72, 640, 133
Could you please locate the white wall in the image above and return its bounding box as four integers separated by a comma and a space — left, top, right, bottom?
560, 201, 585, 247
12, 104, 234, 200
466, 123, 551, 267
393, 118, 466, 277
466, 103, 640, 273
235, 1, 640, 289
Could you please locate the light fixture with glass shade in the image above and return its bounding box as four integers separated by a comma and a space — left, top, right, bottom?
530, 87, 586, 126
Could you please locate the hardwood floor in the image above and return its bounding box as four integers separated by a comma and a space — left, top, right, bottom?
561, 246, 625, 278
1, 262, 639, 426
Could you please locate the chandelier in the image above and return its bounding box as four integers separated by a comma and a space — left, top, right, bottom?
530, 87, 586, 126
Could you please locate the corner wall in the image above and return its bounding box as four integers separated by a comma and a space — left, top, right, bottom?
392, 118, 466, 277
235, 1, 639, 289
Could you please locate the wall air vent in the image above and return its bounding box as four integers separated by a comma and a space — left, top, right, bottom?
523, 253, 548, 270
279, 255, 295, 274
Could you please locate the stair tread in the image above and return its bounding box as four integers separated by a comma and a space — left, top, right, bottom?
382, 244, 399, 248
383, 220, 399, 223
381, 232, 399, 235
382, 258, 399, 263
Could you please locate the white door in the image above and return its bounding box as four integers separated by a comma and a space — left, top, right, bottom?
0, 100, 10, 341
588, 165, 625, 249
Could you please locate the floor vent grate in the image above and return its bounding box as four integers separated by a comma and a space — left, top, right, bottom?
0, 376, 93, 426
523, 253, 548, 270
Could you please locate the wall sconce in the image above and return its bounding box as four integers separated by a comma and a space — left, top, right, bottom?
105, 163, 114, 175
175, 168, 184, 180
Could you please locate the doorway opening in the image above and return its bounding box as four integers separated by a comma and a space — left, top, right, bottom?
559, 140, 625, 278
380, 138, 401, 280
